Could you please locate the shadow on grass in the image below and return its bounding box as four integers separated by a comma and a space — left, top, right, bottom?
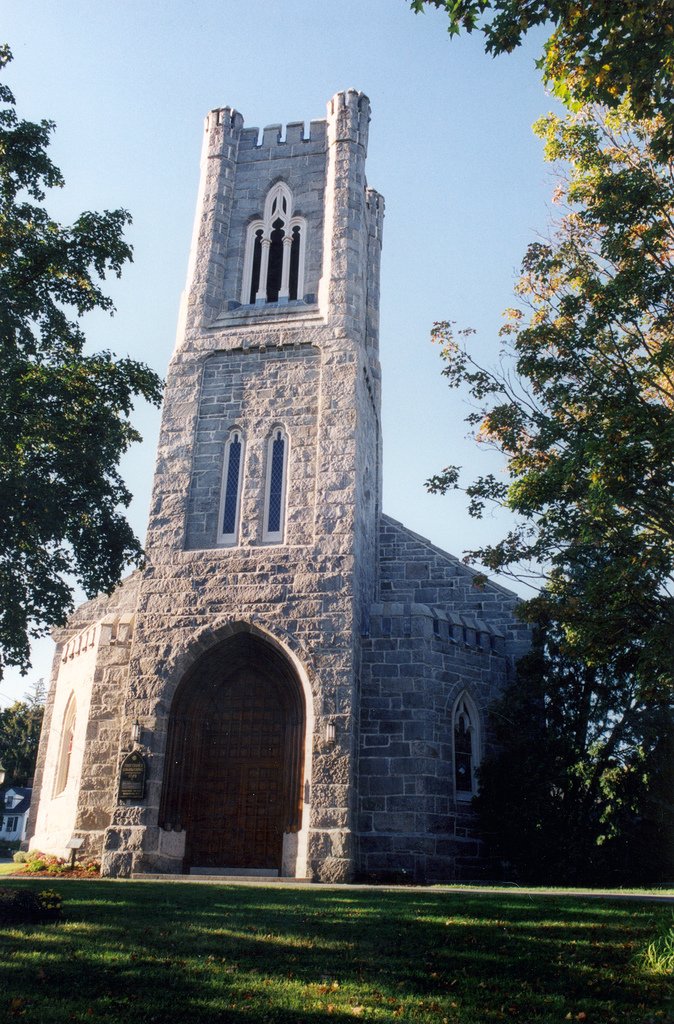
0, 881, 670, 1023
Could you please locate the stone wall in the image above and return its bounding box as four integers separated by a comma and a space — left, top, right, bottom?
356, 517, 528, 882
378, 516, 529, 653
27, 576, 139, 859
185, 345, 320, 550
221, 118, 327, 307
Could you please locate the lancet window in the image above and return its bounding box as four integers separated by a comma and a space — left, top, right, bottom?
452, 692, 480, 799
54, 694, 77, 797
242, 183, 306, 305
263, 426, 289, 543
217, 428, 245, 545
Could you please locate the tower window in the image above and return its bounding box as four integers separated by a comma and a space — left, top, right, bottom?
267, 218, 285, 302
263, 427, 289, 542
242, 183, 306, 306
289, 225, 301, 300
218, 429, 245, 544
248, 230, 263, 305
452, 693, 480, 799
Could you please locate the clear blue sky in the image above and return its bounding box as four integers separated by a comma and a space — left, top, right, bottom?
2, 0, 558, 706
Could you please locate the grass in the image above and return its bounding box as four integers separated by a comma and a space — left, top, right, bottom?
0, 879, 672, 1023
641, 918, 674, 976
0, 862, 21, 877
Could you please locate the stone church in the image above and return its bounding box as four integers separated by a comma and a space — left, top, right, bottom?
28, 91, 527, 883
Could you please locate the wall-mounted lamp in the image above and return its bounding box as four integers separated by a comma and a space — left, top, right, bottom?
131, 720, 142, 745
0, 764, 6, 786
325, 721, 336, 746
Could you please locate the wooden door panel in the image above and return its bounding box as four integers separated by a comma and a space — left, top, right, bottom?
184, 671, 288, 869
160, 638, 305, 873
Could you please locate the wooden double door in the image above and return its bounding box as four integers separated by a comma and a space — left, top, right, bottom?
160, 638, 305, 872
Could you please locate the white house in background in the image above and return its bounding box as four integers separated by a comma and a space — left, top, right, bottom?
1, 788, 33, 843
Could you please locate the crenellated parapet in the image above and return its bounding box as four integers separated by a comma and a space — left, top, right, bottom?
237, 119, 327, 151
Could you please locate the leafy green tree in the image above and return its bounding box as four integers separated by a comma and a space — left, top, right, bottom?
474, 620, 674, 884
410, 1, 674, 153
0, 47, 163, 676
428, 104, 674, 690
0, 681, 45, 789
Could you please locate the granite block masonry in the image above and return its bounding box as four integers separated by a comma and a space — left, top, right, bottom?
27, 91, 528, 883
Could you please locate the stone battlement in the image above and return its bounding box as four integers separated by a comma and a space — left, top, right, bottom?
239, 120, 327, 148
205, 89, 370, 151
60, 614, 134, 662
204, 107, 325, 149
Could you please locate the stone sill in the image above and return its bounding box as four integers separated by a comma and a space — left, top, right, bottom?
209, 302, 323, 329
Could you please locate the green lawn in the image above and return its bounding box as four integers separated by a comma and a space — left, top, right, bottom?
0, 879, 671, 1023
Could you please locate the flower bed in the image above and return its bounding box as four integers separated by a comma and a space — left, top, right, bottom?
12, 850, 100, 878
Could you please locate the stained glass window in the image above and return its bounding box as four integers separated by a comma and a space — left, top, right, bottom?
221, 433, 243, 537
218, 431, 244, 544
453, 694, 479, 798
266, 430, 286, 536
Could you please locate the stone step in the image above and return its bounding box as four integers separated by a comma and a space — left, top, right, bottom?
131, 872, 312, 884
190, 866, 278, 876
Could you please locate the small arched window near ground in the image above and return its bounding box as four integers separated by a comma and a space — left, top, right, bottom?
263, 426, 289, 543
217, 428, 245, 545
241, 183, 306, 305
54, 693, 77, 797
452, 692, 480, 799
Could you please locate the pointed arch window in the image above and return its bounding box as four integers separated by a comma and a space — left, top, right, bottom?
241, 183, 306, 306
54, 694, 77, 797
217, 428, 245, 545
263, 426, 289, 543
452, 692, 480, 799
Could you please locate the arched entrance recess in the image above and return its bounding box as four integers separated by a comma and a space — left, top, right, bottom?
159, 631, 305, 872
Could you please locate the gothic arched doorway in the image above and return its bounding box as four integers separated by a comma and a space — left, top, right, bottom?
159, 632, 306, 872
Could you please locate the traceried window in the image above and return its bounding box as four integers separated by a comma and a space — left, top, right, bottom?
54, 694, 77, 797
242, 183, 306, 306
217, 428, 245, 545
453, 692, 480, 799
263, 427, 289, 543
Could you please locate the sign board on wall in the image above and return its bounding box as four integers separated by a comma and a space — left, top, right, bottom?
118, 751, 146, 801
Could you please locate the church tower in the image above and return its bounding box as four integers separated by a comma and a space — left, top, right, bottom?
26, 92, 374, 884
28, 92, 527, 884
101, 89, 383, 881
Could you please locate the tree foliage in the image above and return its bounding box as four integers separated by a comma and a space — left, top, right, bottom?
0, 680, 45, 788
428, 105, 674, 690
410, 1, 674, 154
0, 47, 163, 675
474, 619, 674, 884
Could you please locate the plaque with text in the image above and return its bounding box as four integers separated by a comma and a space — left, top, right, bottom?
118, 751, 146, 801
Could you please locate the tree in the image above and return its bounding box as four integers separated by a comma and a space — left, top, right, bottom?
474, 619, 674, 884
428, 104, 674, 690
410, 1, 674, 154
0, 681, 45, 789
0, 47, 163, 676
